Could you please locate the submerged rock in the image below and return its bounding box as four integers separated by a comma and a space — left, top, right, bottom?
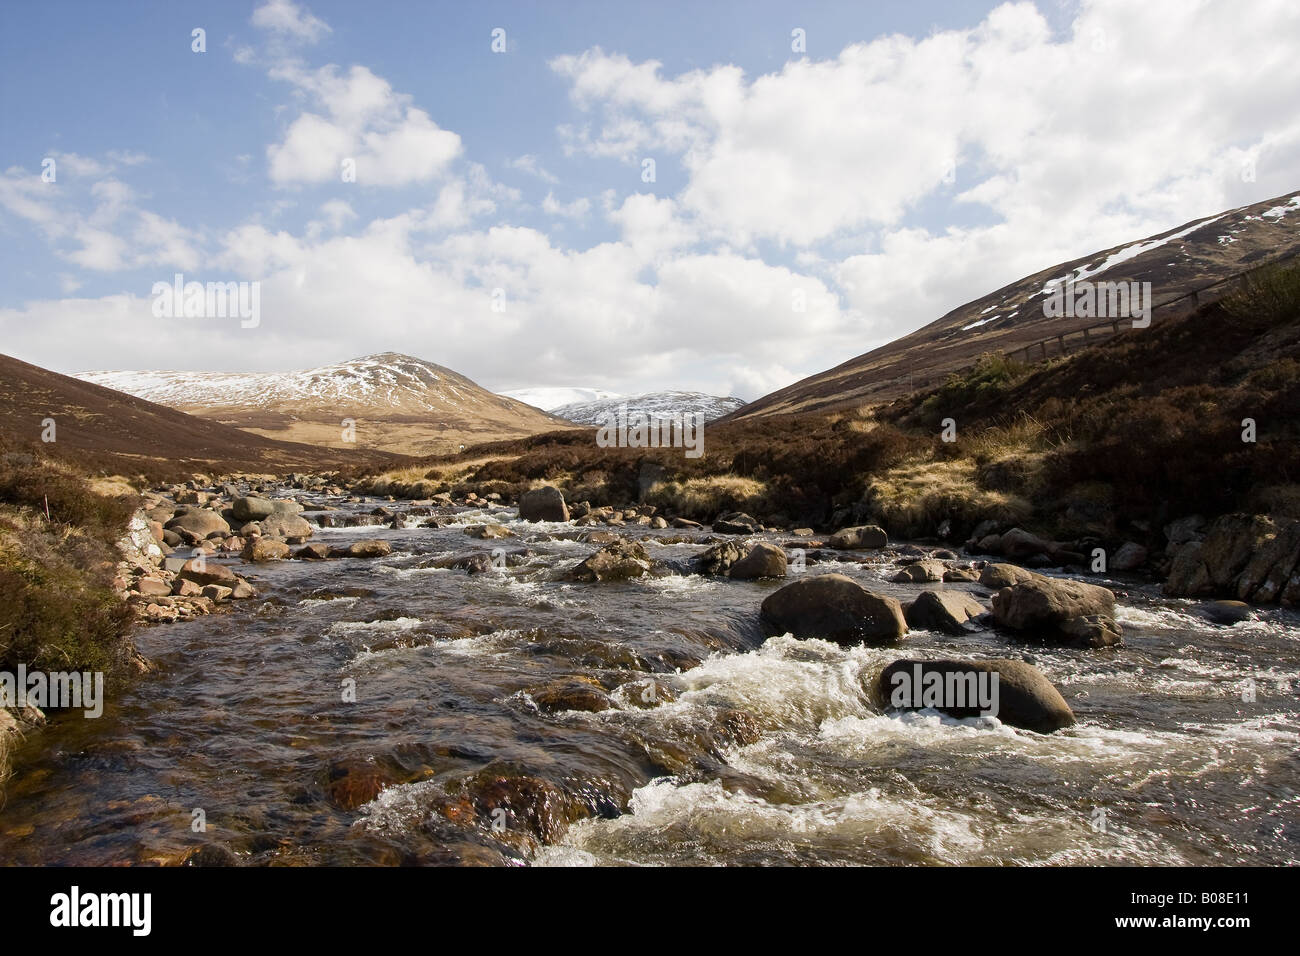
567, 539, 656, 582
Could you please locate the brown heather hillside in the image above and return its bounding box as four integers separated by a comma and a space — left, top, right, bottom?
0, 352, 406, 480
724, 189, 1300, 421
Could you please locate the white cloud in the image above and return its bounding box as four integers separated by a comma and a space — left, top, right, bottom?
251, 0, 331, 44
541, 192, 591, 219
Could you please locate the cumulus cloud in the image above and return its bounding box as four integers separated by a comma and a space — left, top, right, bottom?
251, 0, 331, 45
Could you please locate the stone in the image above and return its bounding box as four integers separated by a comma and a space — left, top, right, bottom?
1111, 542, 1148, 571
165, 508, 231, 539
872, 658, 1075, 733
729, 542, 788, 580
231, 496, 277, 521
345, 539, 393, 558
242, 538, 291, 562
293, 543, 333, 560
519, 486, 569, 522
1202, 600, 1254, 625
759, 573, 907, 646
890, 559, 946, 583
903, 590, 987, 634
828, 525, 888, 550
178, 558, 238, 587
978, 563, 1039, 589
713, 512, 761, 535
258, 513, 314, 539
567, 539, 655, 582
201, 584, 233, 603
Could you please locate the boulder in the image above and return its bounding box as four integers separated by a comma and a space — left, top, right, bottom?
258, 513, 314, 540
294, 542, 333, 560
345, 539, 393, 558
1164, 514, 1277, 598
729, 542, 788, 580
242, 538, 290, 562
999, 527, 1053, 559
890, 559, 946, 583
978, 563, 1039, 589
903, 590, 986, 634
178, 558, 238, 588
1164, 514, 1206, 551
713, 512, 761, 535
519, 486, 569, 522
465, 524, 514, 539
872, 659, 1075, 733
828, 525, 888, 550
527, 678, 613, 713
165, 509, 231, 539
991, 577, 1120, 647
1111, 542, 1148, 571
201, 584, 233, 603
693, 539, 748, 576
567, 539, 655, 582
1202, 600, 1254, 625
231, 496, 277, 521
759, 573, 906, 646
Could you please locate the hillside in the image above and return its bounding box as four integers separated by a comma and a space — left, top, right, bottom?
78, 352, 572, 456
726, 190, 1300, 421
0, 352, 392, 476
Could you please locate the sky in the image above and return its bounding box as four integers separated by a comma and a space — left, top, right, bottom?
1, 0, 1298, 401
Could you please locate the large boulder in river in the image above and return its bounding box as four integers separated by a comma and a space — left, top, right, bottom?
242, 537, 290, 562
890, 559, 945, 583
343, 539, 392, 558
872, 658, 1075, 733
978, 562, 1039, 589
567, 539, 655, 582
760, 574, 906, 646
713, 512, 761, 535
165, 508, 231, 539
258, 513, 314, 540
231, 496, 277, 521
904, 590, 986, 634
729, 542, 788, 580
991, 577, 1120, 647
519, 486, 569, 522
177, 557, 238, 587
828, 525, 888, 550
1164, 514, 1281, 599
694, 539, 748, 576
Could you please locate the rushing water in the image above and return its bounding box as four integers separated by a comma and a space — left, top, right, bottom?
2, 495, 1297, 866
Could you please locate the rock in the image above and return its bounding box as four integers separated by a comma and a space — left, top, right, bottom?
293, 542, 333, 560
999, 527, 1053, 559
1111, 542, 1148, 571
670, 517, 703, 529
828, 525, 888, 550
519, 486, 569, 522
693, 539, 748, 576
567, 539, 655, 582
1235, 520, 1300, 603
165, 508, 231, 539
201, 584, 233, 603
903, 590, 986, 634
242, 538, 291, 562
465, 524, 513, 539
975, 533, 1003, 553
614, 678, 677, 709
872, 658, 1075, 733
978, 563, 1039, 589
258, 513, 314, 539
991, 577, 1120, 647
230, 578, 258, 600
650, 516, 668, 529
528, 678, 613, 713
1202, 600, 1254, 625
759, 573, 907, 646
1164, 514, 1206, 550
729, 542, 788, 580
942, 567, 980, 583
324, 757, 396, 812
231, 496, 277, 521
345, 539, 392, 558
890, 559, 946, 583
1164, 514, 1276, 598
178, 558, 238, 588
713, 513, 760, 535
171, 578, 203, 597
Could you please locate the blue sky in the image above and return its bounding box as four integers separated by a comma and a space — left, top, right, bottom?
2, 0, 1298, 399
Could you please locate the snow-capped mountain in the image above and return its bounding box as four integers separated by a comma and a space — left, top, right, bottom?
549, 390, 746, 425
77, 353, 568, 455
501, 386, 624, 411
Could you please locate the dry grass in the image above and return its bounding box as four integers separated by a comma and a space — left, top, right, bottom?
864, 457, 1032, 538
643, 475, 770, 520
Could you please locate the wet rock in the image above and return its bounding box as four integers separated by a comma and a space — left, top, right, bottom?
232, 496, 277, 521
242, 538, 291, 562
872, 658, 1075, 733
729, 542, 788, 580
991, 577, 1120, 647
942, 566, 980, 583
451, 762, 583, 845
258, 513, 314, 539
230, 578, 258, 600
713, 512, 760, 535
760, 573, 907, 646
519, 486, 569, 522
178, 558, 238, 588
171, 578, 203, 597
1202, 599, 1255, 625
978, 562, 1039, 589
201, 584, 233, 603
528, 677, 613, 713
890, 559, 946, 583
567, 539, 656, 582
614, 678, 677, 709
324, 757, 397, 811
671, 517, 703, 529
465, 524, 514, 539
1111, 541, 1149, 571
903, 590, 986, 634
828, 525, 888, 550
343, 539, 392, 559
181, 844, 241, 867
293, 542, 333, 560
694, 539, 748, 576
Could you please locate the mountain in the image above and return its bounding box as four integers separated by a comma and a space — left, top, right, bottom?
0, 352, 389, 474
549, 390, 747, 425
501, 386, 623, 410
726, 189, 1300, 421
77, 352, 570, 456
